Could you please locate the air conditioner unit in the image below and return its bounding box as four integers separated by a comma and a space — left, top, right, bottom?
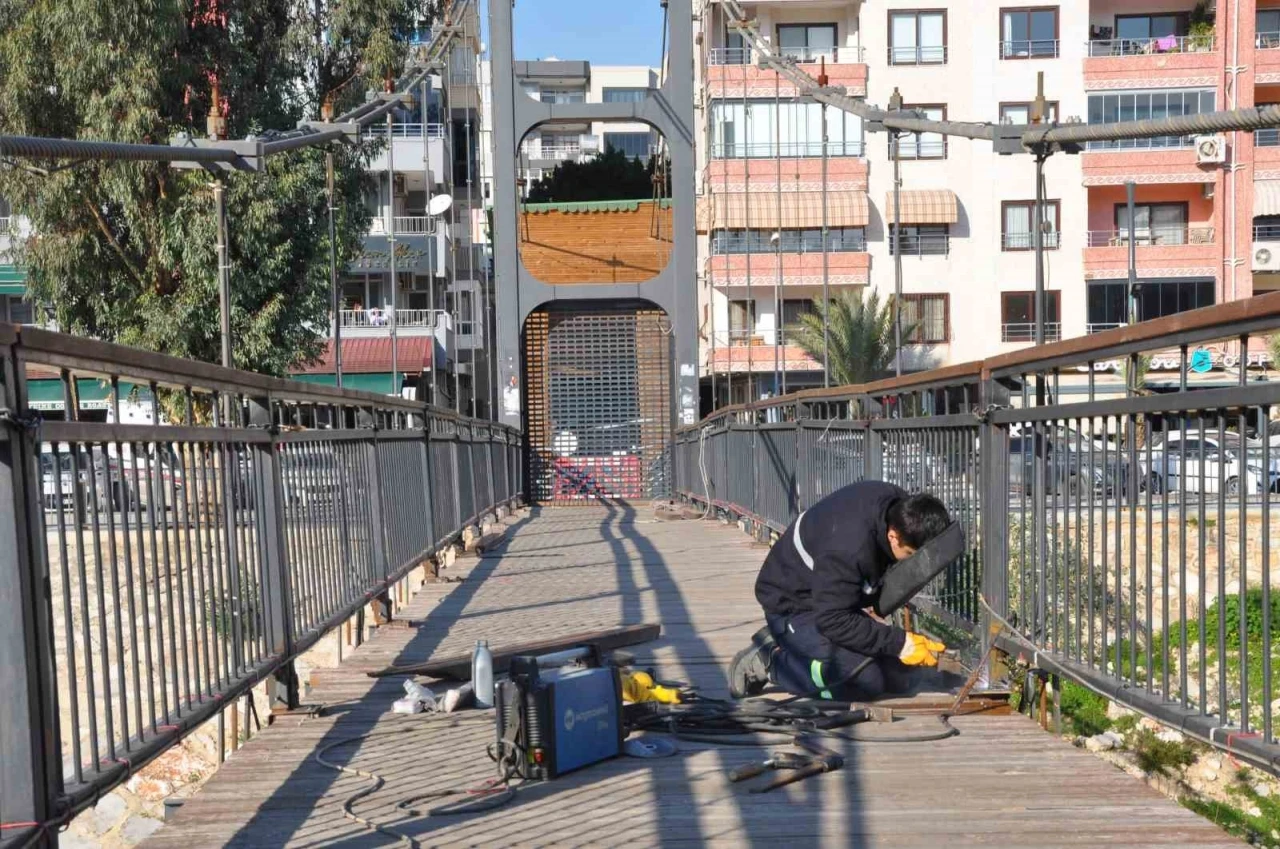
1255, 246, 1280, 271
1195, 134, 1227, 164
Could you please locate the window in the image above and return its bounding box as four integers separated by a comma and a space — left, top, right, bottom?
539, 88, 585, 104
899, 294, 950, 344
1113, 202, 1189, 245
1260, 10, 1280, 47
781, 299, 817, 331
540, 132, 580, 159
710, 100, 864, 158
777, 23, 838, 62
1001, 8, 1059, 58
602, 87, 648, 103
999, 101, 1059, 124
1086, 89, 1215, 150
1001, 291, 1061, 342
889, 10, 946, 65
604, 132, 654, 159
1116, 13, 1187, 40
890, 224, 949, 256
729, 300, 757, 338
1002, 200, 1060, 250
893, 105, 946, 159
710, 228, 867, 255
1087, 279, 1214, 327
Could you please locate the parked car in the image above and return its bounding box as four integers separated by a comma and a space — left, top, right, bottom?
1143, 431, 1280, 496
280, 447, 340, 508
1008, 432, 1130, 498
39, 443, 88, 511
89, 443, 185, 511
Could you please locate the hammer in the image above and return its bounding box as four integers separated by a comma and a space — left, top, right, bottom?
750, 736, 845, 793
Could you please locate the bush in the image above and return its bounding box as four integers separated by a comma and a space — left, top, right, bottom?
1128, 727, 1195, 775
1060, 680, 1112, 737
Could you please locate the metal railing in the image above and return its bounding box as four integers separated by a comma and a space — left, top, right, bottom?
896, 138, 947, 160
338, 308, 448, 329
1002, 231, 1061, 250
710, 140, 866, 159
778, 45, 863, 63
0, 323, 522, 842
888, 45, 947, 65
1087, 35, 1216, 56
1258, 31, 1280, 49
889, 233, 951, 256
677, 292, 1280, 776
360, 123, 447, 140
1000, 39, 1060, 59
1085, 226, 1216, 247
1257, 128, 1280, 147
1085, 135, 1198, 151
1256, 223, 1280, 241
1086, 322, 1126, 334
1002, 322, 1062, 343
710, 232, 868, 255
367, 216, 437, 236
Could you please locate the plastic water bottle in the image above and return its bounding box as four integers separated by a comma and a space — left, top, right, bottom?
472, 640, 494, 708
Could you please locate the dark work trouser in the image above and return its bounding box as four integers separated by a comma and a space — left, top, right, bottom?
765, 611, 916, 701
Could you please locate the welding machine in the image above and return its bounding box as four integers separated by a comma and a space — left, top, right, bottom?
493, 650, 624, 780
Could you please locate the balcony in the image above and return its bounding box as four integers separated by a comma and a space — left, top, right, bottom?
1084, 34, 1218, 89
336, 309, 455, 363
1258, 30, 1280, 80
1001, 322, 1062, 343
1081, 144, 1208, 185
886, 46, 947, 66
367, 216, 437, 236
1083, 225, 1218, 278
708, 250, 871, 289
889, 234, 950, 257
361, 123, 446, 140
706, 45, 867, 98
1002, 231, 1061, 251
705, 156, 868, 192
707, 330, 821, 374
1000, 39, 1060, 59
366, 128, 446, 182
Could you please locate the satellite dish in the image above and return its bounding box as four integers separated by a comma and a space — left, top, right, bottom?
427, 194, 454, 217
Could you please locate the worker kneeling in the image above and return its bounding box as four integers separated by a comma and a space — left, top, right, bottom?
729, 481, 950, 701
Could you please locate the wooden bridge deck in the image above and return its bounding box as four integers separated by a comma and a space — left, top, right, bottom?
143, 506, 1239, 848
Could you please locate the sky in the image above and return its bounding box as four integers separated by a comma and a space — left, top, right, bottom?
496, 0, 667, 67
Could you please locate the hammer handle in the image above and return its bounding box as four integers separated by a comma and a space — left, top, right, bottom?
728, 763, 769, 782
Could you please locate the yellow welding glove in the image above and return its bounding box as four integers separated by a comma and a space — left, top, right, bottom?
898, 632, 946, 667
622, 670, 682, 704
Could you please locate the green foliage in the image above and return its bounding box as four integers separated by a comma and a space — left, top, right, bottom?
1167, 589, 1280, 653
1111, 713, 1139, 736
525, 148, 669, 203
1128, 727, 1196, 775
0, 0, 431, 374
1184, 778, 1280, 846
788, 289, 911, 386
1059, 680, 1111, 737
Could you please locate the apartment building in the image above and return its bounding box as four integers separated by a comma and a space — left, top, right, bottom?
301, 4, 495, 416
513, 60, 661, 192
696, 0, 1278, 405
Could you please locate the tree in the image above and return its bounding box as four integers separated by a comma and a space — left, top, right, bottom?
0, 0, 431, 375
526, 147, 669, 203
789, 289, 913, 386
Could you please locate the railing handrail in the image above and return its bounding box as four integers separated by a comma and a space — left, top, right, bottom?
1085, 225, 1216, 246
361, 122, 447, 140
684, 291, 1280, 428
710, 44, 866, 65
1086, 34, 1216, 56
339, 307, 450, 329
710, 139, 866, 158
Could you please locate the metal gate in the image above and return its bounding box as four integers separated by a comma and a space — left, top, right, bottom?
524, 305, 672, 502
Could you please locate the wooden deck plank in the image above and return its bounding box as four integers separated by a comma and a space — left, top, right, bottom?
143, 507, 1240, 848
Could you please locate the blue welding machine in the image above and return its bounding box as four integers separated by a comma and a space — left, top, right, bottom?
493, 652, 624, 780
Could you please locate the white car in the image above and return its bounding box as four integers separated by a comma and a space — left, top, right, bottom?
1144, 431, 1280, 496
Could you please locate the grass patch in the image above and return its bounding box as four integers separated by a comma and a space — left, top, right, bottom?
1183, 778, 1280, 845
1060, 680, 1112, 737
1128, 727, 1196, 775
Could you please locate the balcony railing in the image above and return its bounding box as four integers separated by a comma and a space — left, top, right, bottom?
889, 234, 950, 256
710, 140, 866, 159
1257, 128, 1280, 147
367, 216, 437, 236
1254, 223, 1280, 241
1257, 31, 1280, 49
0, 216, 9, 234
339, 308, 449, 329
887, 45, 947, 65
360, 123, 446, 140
709, 45, 865, 66
1085, 135, 1197, 151
1000, 39, 1060, 59
1002, 322, 1061, 343
895, 138, 947, 160
710, 233, 868, 255
1087, 35, 1216, 57
1002, 231, 1061, 250
1086, 322, 1126, 334
1085, 226, 1215, 247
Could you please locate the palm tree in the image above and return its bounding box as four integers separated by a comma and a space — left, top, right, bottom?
790, 289, 914, 386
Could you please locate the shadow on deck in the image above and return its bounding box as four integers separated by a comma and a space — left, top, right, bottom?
142, 505, 1239, 848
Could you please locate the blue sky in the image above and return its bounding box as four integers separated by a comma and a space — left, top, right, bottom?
493, 0, 666, 66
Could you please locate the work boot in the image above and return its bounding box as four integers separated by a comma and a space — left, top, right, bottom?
728, 625, 776, 699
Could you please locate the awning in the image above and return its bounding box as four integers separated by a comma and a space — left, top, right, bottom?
290, 373, 404, 395
883, 189, 959, 224
1255, 181, 1280, 217
294, 336, 433, 375
0, 264, 26, 296
701, 190, 870, 230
